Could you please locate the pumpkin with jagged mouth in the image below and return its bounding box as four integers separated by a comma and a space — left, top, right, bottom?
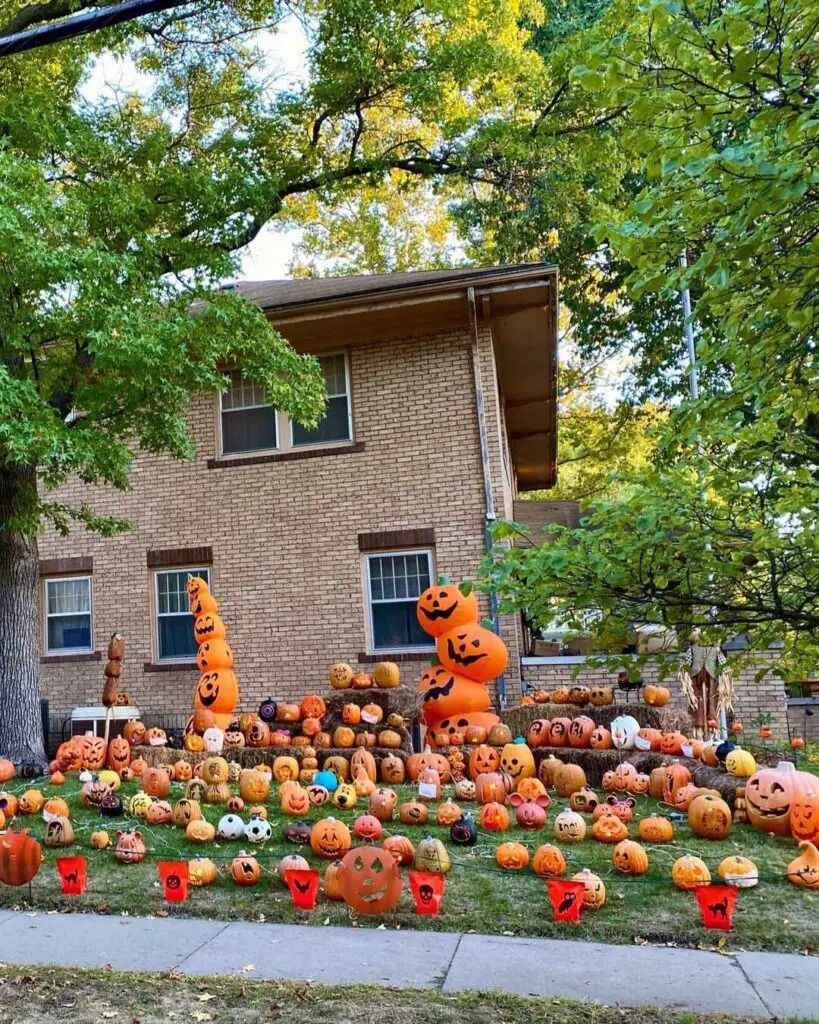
337, 846, 402, 913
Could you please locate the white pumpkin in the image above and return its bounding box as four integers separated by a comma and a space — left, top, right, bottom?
611, 715, 641, 750
203, 727, 225, 753
217, 813, 246, 839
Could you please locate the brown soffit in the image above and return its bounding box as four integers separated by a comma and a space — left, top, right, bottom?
39, 556, 93, 576
358, 528, 436, 552
146, 546, 213, 568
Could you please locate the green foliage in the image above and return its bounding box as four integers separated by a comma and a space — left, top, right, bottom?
487, 0, 819, 678
0, 0, 538, 533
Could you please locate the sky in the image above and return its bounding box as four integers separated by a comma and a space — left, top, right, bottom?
82, 15, 310, 281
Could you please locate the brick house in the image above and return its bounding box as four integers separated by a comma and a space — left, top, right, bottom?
37, 264, 559, 745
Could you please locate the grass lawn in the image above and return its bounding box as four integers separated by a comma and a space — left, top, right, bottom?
0, 966, 801, 1024
0, 772, 816, 953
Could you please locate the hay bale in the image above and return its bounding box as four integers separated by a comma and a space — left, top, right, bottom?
133, 744, 407, 770
324, 683, 422, 722
504, 702, 686, 738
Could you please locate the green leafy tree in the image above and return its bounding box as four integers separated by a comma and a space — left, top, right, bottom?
487, 0, 819, 679
0, 0, 538, 767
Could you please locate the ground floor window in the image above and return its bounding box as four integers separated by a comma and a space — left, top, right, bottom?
155, 567, 210, 661
44, 576, 93, 654
364, 549, 434, 652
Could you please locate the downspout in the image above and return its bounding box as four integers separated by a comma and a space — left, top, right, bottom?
467, 286, 507, 709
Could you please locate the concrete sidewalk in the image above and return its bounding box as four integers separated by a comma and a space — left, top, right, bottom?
0, 910, 816, 1020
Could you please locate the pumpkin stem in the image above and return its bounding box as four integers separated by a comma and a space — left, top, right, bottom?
437, 575, 451, 585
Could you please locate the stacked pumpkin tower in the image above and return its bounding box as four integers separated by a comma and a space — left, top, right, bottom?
186, 576, 240, 739
415, 577, 508, 744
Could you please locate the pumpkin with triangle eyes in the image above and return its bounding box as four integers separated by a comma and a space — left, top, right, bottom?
437, 621, 508, 683
196, 639, 234, 672
106, 737, 131, 772
791, 788, 819, 843
337, 845, 403, 914
532, 844, 567, 877
469, 744, 500, 780
416, 578, 479, 637
591, 811, 629, 843
80, 735, 107, 771
746, 761, 816, 837
495, 841, 530, 870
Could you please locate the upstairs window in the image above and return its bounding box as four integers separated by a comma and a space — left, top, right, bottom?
221, 373, 278, 455
44, 576, 93, 654
364, 550, 434, 652
220, 353, 352, 456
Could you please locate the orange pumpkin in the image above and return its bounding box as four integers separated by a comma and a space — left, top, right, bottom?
406, 750, 450, 782
311, 816, 352, 859
300, 694, 326, 720
662, 763, 692, 805
568, 716, 596, 749
672, 855, 711, 890
591, 812, 629, 843
416, 578, 479, 637
107, 737, 131, 772
643, 684, 671, 707
636, 728, 663, 752
746, 761, 816, 837
351, 672, 373, 689
639, 815, 674, 842
194, 612, 226, 643
328, 662, 354, 689
590, 726, 613, 750
548, 717, 572, 748
231, 854, 261, 887
383, 835, 415, 866
342, 703, 362, 726
791, 787, 819, 843
194, 669, 238, 721
437, 622, 508, 683
80, 735, 107, 771
196, 638, 234, 672
659, 731, 688, 755
613, 839, 649, 874
419, 666, 490, 725
532, 844, 567, 877
496, 841, 530, 870
469, 744, 500, 780
334, 726, 356, 749
479, 801, 510, 831
527, 719, 551, 748
475, 772, 509, 805
0, 760, 15, 783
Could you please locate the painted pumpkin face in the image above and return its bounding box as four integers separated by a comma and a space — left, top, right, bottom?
548, 717, 572, 748
527, 719, 551, 748
416, 579, 478, 637
418, 666, 490, 725
333, 783, 357, 811
509, 792, 550, 829
307, 785, 331, 807
194, 613, 226, 642
196, 639, 234, 672
437, 623, 508, 683
500, 743, 535, 781
194, 670, 238, 715
553, 808, 586, 842
589, 686, 614, 706
568, 716, 595, 749
337, 846, 402, 914
599, 795, 635, 823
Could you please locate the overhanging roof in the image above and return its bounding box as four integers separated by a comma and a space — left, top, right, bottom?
230, 264, 558, 489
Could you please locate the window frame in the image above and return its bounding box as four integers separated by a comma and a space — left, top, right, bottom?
153, 565, 211, 664
362, 547, 436, 655
43, 574, 94, 655
217, 351, 354, 459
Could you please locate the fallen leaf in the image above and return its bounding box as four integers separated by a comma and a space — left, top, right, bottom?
196, 994, 216, 1002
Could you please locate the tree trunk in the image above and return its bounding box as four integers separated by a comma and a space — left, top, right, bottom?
0, 465, 47, 772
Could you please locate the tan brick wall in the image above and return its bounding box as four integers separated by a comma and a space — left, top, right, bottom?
521, 651, 789, 737
38, 325, 523, 744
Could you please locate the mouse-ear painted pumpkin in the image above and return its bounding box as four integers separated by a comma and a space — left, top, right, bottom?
437, 621, 508, 683
416, 577, 479, 638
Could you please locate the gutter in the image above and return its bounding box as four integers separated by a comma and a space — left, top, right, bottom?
467, 286, 507, 710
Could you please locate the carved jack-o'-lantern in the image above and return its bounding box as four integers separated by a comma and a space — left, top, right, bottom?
307, 785, 331, 807
469, 744, 500, 780
613, 839, 648, 875
791, 788, 819, 843
591, 811, 629, 843
380, 755, 406, 785
553, 808, 586, 843
399, 800, 428, 826
337, 846, 402, 914
368, 787, 398, 822
107, 737, 131, 772
383, 835, 415, 865
81, 735, 107, 771
479, 801, 510, 832
688, 793, 732, 839
172, 798, 202, 828
532, 844, 567, 877
406, 750, 450, 783
281, 785, 311, 816
590, 726, 613, 750
115, 830, 146, 864
746, 761, 816, 837
436, 622, 508, 683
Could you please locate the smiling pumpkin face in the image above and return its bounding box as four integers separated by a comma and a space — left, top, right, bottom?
337, 846, 403, 914
436, 623, 508, 683
194, 613, 226, 643
310, 816, 352, 859
416, 579, 478, 638
194, 670, 238, 716
791, 790, 819, 843
746, 762, 815, 837
499, 743, 535, 781
196, 639, 234, 672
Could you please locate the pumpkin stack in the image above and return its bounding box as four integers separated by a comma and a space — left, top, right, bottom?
415, 578, 506, 746
187, 577, 240, 736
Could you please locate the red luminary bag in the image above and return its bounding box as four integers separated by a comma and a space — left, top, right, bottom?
56, 856, 87, 896
158, 861, 189, 902
286, 868, 320, 910
546, 879, 585, 922
695, 884, 737, 930
409, 870, 445, 914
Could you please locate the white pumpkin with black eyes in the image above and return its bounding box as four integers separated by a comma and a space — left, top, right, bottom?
217, 813, 246, 840
244, 815, 273, 844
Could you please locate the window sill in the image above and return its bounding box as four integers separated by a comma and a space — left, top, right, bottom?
207, 441, 364, 469
143, 661, 198, 673
41, 651, 101, 664
357, 651, 435, 664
